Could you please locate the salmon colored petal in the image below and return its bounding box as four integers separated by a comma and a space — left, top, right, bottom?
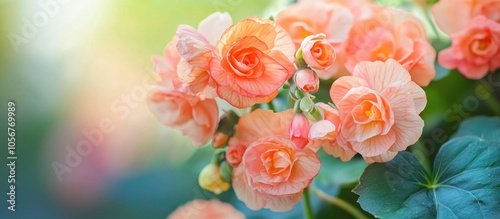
217, 18, 277, 56
458, 63, 490, 79
330, 76, 368, 104
354, 122, 384, 142
437, 48, 457, 70
402, 81, 427, 114
363, 151, 398, 163
244, 143, 317, 195
148, 87, 190, 126
163, 36, 181, 66
351, 129, 396, 157
323, 4, 354, 43
233, 51, 289, 97
152, 54, 174, 75
176, 25, 212, 68
267, 50, 297, 77
335, 86, 373, 119
256, 17, 296, 61
209, 57, 230, 86
289, 148, 321, 182
323, 142, 357, 162
309, 120, 336, 140
252, 176, 309, 196
167, 199, 245, 219
177, 62, 217, 99
177, 120, 210, 146
382, 85, 424, 152
219, 17, 295, 61
192, 98, 219, 128
407, 41, 436, 86
232, 166, 266, 210
431, 0, 471, 35
353, 59, 411, 92
264, 192, 303, 212
232, 109, 293, 146
244, 141, 292, 185
217, 85, 278, 108
197, 12, 232, 46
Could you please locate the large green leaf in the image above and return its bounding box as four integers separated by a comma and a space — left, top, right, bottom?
451, 116, 500, 141
316, 154, 367, 186
354, 136, 500, 218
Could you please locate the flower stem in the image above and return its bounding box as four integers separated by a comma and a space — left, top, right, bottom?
267, 100, 276, 112
312, 188, 369, 219
303, 187, 314, 219
479, 79, 500, 115
424, 6, 443, 43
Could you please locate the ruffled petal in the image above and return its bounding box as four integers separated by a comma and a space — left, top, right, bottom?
353, 59, 411, 92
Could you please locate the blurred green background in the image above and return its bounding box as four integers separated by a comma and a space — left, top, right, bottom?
0, 0, 499, 218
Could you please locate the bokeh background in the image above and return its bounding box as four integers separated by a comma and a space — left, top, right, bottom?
1, 0, 499, 218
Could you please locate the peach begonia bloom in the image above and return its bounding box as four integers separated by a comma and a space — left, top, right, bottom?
329, 59, 426, 162
300, 33, 336, 71
229, 109, 320, 211
175, 12, 233, 99
432, 0, 500, 35
148, 86, 219, 147
438, 16, 500, 79
167, 199, 245, 219
344, 7, 436, 87
210, 17, 296, 108
309, 103, 356, 161
276, 0, 354, 79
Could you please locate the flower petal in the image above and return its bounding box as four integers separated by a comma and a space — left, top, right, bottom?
351, 129, 396, 157
232, 166, 266, 210
216, 85, 278, 108
330, 76, 368, 104
198, 12, 232, 46
353, 59, 412, 92
382, 85, 424, 152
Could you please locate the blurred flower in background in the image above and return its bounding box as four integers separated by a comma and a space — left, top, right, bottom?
0, 0, 290, 218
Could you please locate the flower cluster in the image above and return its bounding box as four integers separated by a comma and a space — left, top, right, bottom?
144, 0, 499, 215
433, 0, 500, 78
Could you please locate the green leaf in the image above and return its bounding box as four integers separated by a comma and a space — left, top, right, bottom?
451, 116, 500, 142
433, 62, 452, 81
316, 154, 368, 186
354, 136, 500, 219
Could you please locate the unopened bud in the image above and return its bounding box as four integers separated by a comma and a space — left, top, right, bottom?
289, 114, 311, 151
300, 33, 336, 70
300, 96, 314, 113
212, 132, 229, 148
305, 105, 324, 121
295, 69, 319, 93
198, 163, 230, 194
226, 144, 247, 167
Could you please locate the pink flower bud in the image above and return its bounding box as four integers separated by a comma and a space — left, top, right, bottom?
289, 114, 311, 151
226, 144, 246, 167
212, 132, 229, 148
300, 33, 336, 70
295, 69, 319, 93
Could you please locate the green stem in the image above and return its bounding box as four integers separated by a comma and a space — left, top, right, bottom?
267, 100, 276, 112
303, 187, 314, 219
479, 79, 500, 115
312, 188, 369, 219
424, 7, 442, 43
